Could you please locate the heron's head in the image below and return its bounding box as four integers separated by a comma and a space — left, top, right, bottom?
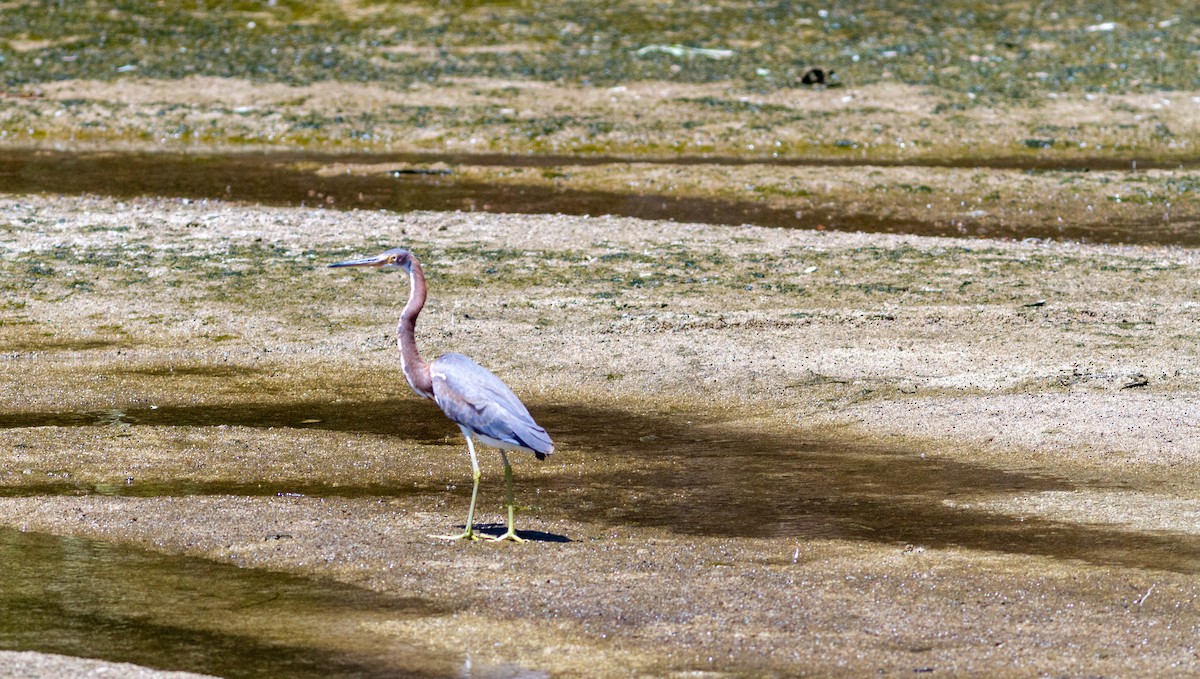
328, 248, 414, 271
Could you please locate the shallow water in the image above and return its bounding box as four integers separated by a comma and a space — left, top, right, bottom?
4, 400, 1199, 574
0, 528, 468, 678
0, 148, 1193, 246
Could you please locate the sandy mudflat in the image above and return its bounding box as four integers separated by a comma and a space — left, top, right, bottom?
4, 2, 1200, 674
2, 194, 1200, 675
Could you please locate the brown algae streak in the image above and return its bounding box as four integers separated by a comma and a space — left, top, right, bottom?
0, 148, 1196, 246
4, 401, 1200, 573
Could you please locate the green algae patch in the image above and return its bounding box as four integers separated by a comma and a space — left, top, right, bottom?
2, 0, 1200, 163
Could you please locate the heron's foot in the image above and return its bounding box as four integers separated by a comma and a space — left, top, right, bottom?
430, 529, 481, 541
487, 528, 526, 543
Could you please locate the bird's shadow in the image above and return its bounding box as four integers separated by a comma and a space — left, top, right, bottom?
471, 523, 572, 543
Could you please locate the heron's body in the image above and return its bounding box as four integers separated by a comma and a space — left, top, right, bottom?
330, 248, 553, 542
430, 352, 553, 460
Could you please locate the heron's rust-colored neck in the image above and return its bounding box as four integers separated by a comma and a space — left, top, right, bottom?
398, 257, 434, 399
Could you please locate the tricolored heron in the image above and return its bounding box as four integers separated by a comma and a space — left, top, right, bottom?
329, 248, 554, 542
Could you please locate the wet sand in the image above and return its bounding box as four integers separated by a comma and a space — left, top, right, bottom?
3, 194, 1200, 675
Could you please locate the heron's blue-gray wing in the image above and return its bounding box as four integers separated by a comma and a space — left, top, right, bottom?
429, 353, 554, 457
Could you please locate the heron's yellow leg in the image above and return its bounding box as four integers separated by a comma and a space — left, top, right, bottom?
488, 451, 526, 543
432, 433, 482, 541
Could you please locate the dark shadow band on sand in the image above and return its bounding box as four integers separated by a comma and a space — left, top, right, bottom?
1, 399, 1197, 573
0, 148, 1193, 246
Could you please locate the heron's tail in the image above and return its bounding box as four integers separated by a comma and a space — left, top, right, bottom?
531, 439, 553, 461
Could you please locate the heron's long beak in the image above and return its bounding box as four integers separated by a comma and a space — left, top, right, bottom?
328, 253, 389, 268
